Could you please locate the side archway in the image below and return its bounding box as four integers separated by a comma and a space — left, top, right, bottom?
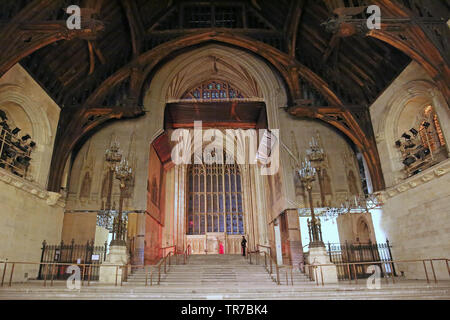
0, 84, 54, 186
376, 79, 450, 185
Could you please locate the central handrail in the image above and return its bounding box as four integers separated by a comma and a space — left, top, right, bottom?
247, 245, 293, 285
160, 245, 176, 256
256, 244, 271, 256
181, 244, 191, 265
127, 244, 192, 287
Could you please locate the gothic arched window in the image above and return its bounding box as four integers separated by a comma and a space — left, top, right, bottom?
187, 162, 244, 235
418, 105, 446, 152
182, 80, 244, 101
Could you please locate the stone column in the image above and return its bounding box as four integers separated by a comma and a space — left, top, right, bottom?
307, 245, 338, 284
282, 209, 304, 271
174, 165, 186, 252
133, 212, 145, 265
99, 245, 129, 284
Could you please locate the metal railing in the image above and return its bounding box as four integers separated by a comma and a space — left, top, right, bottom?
0, 261, 126, 288
38, 239, 107, 280
326, 240, 395, 280
125, 244, 192, 286
247, 246, 294, 286
160, 245, 176, 256
246, 246, 450, 287
2, 256, 448, 288
305, 258, 450, 286
0, 245, 193, 288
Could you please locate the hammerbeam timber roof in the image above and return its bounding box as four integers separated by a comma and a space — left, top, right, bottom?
0, 0, 448, 193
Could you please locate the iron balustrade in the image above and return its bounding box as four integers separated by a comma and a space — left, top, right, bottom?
1, 256, 448, 288
1, 261, 126, 287
38, 239, 107, 281
326, 240, 395, 280
1, 245, 194, 287
305, 258, 450, 286
244, 250, 449, 287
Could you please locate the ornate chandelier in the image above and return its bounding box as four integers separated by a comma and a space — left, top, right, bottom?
298, 193, 384, 221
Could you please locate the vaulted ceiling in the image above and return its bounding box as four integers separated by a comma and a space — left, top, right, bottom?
0, 0, 448, 192
3, 0, 413, 109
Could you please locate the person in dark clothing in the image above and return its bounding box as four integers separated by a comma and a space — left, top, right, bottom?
241, 236, 247, 256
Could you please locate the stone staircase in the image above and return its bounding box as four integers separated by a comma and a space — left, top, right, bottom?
2, 255, 449, 299
126, 254, 313, 287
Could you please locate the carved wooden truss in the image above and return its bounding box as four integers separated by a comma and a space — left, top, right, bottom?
0, 0, 448, 194
323, 0, 449, 104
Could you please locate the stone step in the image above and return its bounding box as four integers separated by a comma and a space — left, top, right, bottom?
124, 254, 312, 288
2, 285, 449, 300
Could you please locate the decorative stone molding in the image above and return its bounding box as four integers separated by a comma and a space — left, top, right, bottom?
380, 158, 450, 200
46, 192, 62, 206
375, 133, 385, 143
0, 168, 65, 208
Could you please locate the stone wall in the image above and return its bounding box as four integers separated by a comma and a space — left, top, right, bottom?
0, 170, 64, 282
0, 64, 64, 282
378, 160, 450, 280
336, 212, 377, 244
370, 61, 450, 279
0, 64, 60, 188
278, 111, 364, 208
61, 212, 96, 244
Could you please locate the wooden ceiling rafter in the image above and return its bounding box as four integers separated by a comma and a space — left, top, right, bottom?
47, 29, 386, 192
285, 0, 305, 59
0, 0, 105, 78
120, 0, 145, 57
323, 0, 450, 104
2, 0, 445, 194
298, 2, 409, 106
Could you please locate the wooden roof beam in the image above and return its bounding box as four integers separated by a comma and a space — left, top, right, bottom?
120, 0, 145, 57
285, 0, 305, 58
0, 18, 105, 77
322, 1, 450, 103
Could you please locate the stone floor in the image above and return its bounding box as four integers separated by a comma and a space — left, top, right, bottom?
1, 255, 449, 300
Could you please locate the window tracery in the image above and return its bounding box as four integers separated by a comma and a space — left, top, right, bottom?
182, 80, 245, 101
418, 105, 446, 152
187, 161, 244, 235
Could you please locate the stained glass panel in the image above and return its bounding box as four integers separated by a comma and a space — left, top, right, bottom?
182, 80, 245, 101
187, 162, 245, 235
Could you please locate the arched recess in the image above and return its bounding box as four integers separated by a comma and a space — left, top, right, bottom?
376, 79, 450, 186
173, 128, 264, 252
143, 44, 286, 250
356, 217, 371, 244
0, 84, 54, 187
142, 44, 285, 140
